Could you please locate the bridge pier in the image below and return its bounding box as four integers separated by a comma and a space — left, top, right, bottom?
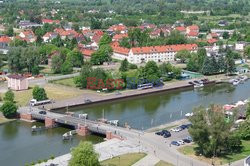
77, 125, 89, 136
45, 117, 56, 128
106, 131, 124, 140
20, 113, 33, 121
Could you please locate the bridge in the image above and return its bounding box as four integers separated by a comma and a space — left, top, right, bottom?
18, 107, 140, 140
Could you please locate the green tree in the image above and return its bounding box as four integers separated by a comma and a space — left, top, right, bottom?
222, 32, 230, 39
119, 59, 129, 72
51, 35, 64, 47
3, 90, 14, 102
31, 65, 40, 75
51, 54, 64, 74
90, 18, 102, 30
61, 60, 73, 74
139, 61, 161, 84
32, 86, 48, 101
0, 101, 17, 118
9, 39, 27, 47
69, 141, 100, 166
175, 50, 191, 63
189, 105, 241, 157
5, 26, 14, 37
246, 102, 250, 119
66, 50, 83, 68
74, 63, 93, 88
90, 45, 112, 65
98, 33, 112, 47
244, 46, 250, 59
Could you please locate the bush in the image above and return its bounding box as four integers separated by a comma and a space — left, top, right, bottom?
3, 90, 14, 102
129, 63, 138, 69
32, 86, 48, 101
0, 101, 17, 118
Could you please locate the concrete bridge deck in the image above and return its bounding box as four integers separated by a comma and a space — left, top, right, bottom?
18, 107, 141, 139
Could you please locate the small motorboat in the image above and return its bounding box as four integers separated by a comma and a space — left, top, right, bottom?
185, 113, 193, 117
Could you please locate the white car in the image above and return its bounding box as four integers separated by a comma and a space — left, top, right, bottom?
177, 140, 185, 145
170, 127, 182, 132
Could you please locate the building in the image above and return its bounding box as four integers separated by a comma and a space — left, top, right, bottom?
0, 36, 11, 48
235, 42, 247, 51
112, 43, 198, 64
42, 32, 58, 42
18, 20, 42, 29
107, 24, 127, 34
112, 33, 128, 41
7, 75, 28, 91
42, 19, 60, 25
80, 49, 95, 60
18, 30, 37, 43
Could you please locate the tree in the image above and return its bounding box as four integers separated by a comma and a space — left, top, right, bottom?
0, 101, 17, 118
5, 26, 14, 37
61, 60, 73, 74
51, 54, 64, 73
90, 45, 112, 65
175, 50, 190, 63
98, 33, 112, 47
32, 86, 48, 101
225, 50, 236, 74
119, 59, 129, 72
90, 17, 102, 30
246, 102, 250, 119
31, 65, 40, 75
3, 90, 14, 102
222, 32, 230, 39
244, 46, 250, 59
51, 35, 64, 47
139, 61, 161, 85
189, 105, 242, 157
69, 141, 100, 166
9, 39, 27, 47
74, 63, 93, 88
66, 50, 83, 68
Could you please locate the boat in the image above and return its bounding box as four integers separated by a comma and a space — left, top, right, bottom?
63, 130, 76, 140
194, 83, 204, 88
185, 113, 193, 117
108, 120, 119, 126
232, 80, 240, 86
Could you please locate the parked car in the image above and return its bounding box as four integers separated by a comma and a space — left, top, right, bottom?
179, 125, 188, 130
182, 138, 191, 143
39, 110, 47, 115
155, 131, 164, 136
177, 140, 185, 145
186, 136, 193, 142
171, 141, 180, 146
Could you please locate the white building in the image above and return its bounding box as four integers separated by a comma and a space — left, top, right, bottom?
235, 42, 246, 51
7, 75, 29, 91
112, 43, 198, 64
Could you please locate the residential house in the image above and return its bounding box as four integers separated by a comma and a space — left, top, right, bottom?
175, 26, 186, 35
218, 20, 228, 27
42, 19, 60, 25
18, 20, 42, 29
80, 49, 95, 60
235, 42, 246, 51
112, 33, 128, 41
42, 32, 58, 42
186, 25, 199, 39
107, 24, 127, 34
207, 33, 219, 39
0, 36, 11, 48
7, 74, 29, 91
18, 30, 37, 43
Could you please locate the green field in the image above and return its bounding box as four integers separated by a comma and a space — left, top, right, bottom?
101, 153, 146, 166
51, 78, 76, 87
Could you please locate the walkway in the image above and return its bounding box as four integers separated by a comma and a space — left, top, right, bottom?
133, 154, 160, 166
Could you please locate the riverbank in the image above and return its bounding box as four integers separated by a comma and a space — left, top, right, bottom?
45, 78, 217, 111
0, 116, 15, 125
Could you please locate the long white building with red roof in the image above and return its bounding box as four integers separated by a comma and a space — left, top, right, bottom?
111, 42, 198, 64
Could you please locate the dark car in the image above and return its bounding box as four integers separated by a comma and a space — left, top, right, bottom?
179, 125, 188, 130
39, 111, 46, 115
171, 141, 180, 146
182, 138, 191, 143
186, 136, 193, 142
155, 131, 164, 136
186, 123, 192, 128
84, 99, 92, 103
163, 132, 171, 138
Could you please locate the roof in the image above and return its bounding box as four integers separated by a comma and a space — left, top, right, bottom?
207, 39, 218, 44
131, 44, 198, 54
187, 25, 199, 31
187, 31, 199, 37
80, 49, 95, 57
42, 19, 60, 24
0, 36, 11, 43
8, 74, 26, 80
175, 26, 186, 32
113, 33, 128, 41
108, 24, 127, 32
210, 33, 218, 38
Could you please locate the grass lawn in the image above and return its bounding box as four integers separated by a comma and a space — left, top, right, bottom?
178, 140, 250, 165
101, 153, 146, 166
155, 160, 173, 166
13, 84, 84, 106
52, 78, 76, 87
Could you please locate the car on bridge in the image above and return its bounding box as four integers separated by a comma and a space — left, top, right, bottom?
39, 110, 47, 115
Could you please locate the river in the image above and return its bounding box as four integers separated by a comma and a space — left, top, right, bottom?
1, 80, 250, 166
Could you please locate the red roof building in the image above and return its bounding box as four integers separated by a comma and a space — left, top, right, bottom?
107, 24, 127, 34
112, 33, 128, 41
42, 19, 60, 25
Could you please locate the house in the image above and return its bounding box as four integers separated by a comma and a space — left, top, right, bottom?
18, 20, 42, 29
186, 25, 199, 34
19, 30, 37, 43
42, 32, 58, 42
7, 75, 28, 91
42, 19, 60, 25
0, 36, 11, 48
207, 33, 218, 39
175, 26, 186, 34
112, 43, 198, 64
80, 49, 95, 59
187, 31, 199, 39
218, 20, 228, 27
235, 42, 246, 51
112, 33, 128, 41
207, 39, 218, 45
107, 24, 127, 34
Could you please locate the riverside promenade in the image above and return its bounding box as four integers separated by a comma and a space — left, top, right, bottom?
45, 78, 217, 110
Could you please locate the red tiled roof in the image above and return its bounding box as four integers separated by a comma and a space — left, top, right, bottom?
113, 33, 128, 41
187, 31, 199, 37
175, 26, 186, 32
42, 19, 60, 24
131, 44, 198, 54
80, 49, 95, 57
207, 39, 218, 44
210, 33, 218, 38
112, 46, 130, 55
187, 25, 199, 31
108, 24, 127, 32
0, 36, 11, 43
